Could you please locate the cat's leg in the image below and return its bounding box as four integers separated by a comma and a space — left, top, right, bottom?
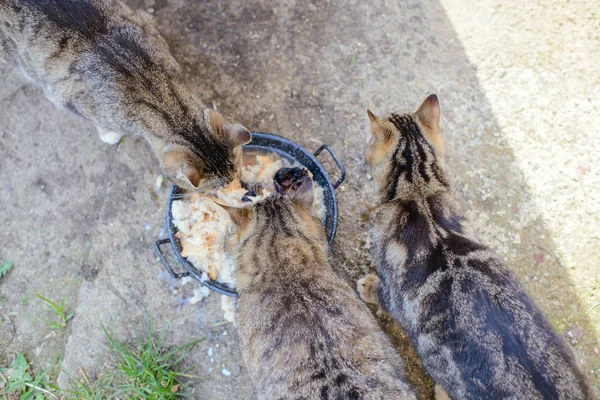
357, 274, 380, 305
96, 125, 123, 145
434, 384, 451, 400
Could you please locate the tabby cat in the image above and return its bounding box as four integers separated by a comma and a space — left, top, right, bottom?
0, 0, 250, 192
223, 171, 416, 400
358, 95, 593, 399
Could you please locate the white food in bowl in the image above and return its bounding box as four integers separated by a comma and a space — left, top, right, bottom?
171, 150, 325, 321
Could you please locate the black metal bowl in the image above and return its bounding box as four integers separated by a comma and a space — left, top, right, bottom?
155, 132, 345, 297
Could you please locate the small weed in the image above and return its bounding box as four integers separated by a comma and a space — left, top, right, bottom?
101, 318, 202, 399
0, 318, 201, 399
585, 301, 600, 317
58, 318, 202, 399
426, 377, 434, 388
35, 294, 74, 330
0, 353, 55, 399
58, 368, 113, 400
0, 260, 12, 280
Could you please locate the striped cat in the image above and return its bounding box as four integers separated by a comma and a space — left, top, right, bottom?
223, 170, 416, 400
358, 95, 593, 399
0, 0, 250, 192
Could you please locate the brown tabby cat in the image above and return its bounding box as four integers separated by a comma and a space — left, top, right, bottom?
358, 94, 593, 399
0, 0, 250, 192
223, 170, 416, 400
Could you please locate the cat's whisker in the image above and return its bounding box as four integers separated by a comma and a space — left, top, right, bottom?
171, 192, 196, 199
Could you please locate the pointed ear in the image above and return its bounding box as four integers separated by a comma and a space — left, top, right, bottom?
415, 94, 445, 160
367, 109, 378, 123
416, 94, 441, 130
182, 162, 202, 188
219, 205, 253, 227
206, 109, 251, 147
367, 109, 386, 141
291, 177, 315, 211
225, 124, 252, 148
162, 149, 203, 188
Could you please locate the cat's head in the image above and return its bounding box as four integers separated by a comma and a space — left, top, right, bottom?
366, 94, 447, 201
222, 173, 327, 253
159, 109, 251, 194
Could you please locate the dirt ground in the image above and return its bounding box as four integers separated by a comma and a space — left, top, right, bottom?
0, 0, 598, 398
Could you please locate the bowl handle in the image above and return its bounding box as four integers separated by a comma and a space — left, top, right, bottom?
313, 144, 346, 189
154, 238, 190, 279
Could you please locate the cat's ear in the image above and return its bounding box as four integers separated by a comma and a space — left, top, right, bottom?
367, 109, 386, 141
416, 94, 445, 159
225, 124, 252, 148
416, 94, 441, 131
220, 205, 253, 227
182, 162, 202, 188
367, 109, 379, 123
291, 177, 315, 212
162, 149, 203, 188
206, 109, 251, 147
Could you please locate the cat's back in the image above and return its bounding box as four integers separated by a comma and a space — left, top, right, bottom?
1, 0, 152, 41
0, 0, 188, 133
414, 232, 593, 399
2, 0, 120, 56
0, 0, 179, 88
236, 235, 415, 399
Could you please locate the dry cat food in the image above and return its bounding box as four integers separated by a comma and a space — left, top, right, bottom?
171, 150, 325, 321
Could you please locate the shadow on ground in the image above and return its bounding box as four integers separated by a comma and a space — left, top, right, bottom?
0, 0, 597, 398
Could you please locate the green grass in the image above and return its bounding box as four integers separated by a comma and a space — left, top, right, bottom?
35, 294, 74, 330
58, 368, 113, 400
0, 353, 54, 400
1, 318, 202, 399
0, 260, 12, 280
585, 301, 600, 317
61, 318, 203, 399
101, 318, 202, 399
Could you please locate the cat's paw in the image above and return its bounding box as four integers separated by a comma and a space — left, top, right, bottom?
96, 126, 123, 145
357, 274, 380, 305
434, 384, 451, 400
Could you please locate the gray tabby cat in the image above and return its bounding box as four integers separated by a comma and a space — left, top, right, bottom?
358, 94, 593, 399
223, 170, 416, 400
0, 0, 251, 192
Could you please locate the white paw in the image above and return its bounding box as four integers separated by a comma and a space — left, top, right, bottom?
97, 126, 123, 145
356, 274, 380, 305
434, 384, 451, 400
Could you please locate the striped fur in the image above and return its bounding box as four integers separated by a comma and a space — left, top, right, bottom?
0, 0, 250, 192
360, 95, 593, 399
223, 179, 416, 400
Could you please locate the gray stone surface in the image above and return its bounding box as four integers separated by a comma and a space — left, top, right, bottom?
0, 0, 598, 398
